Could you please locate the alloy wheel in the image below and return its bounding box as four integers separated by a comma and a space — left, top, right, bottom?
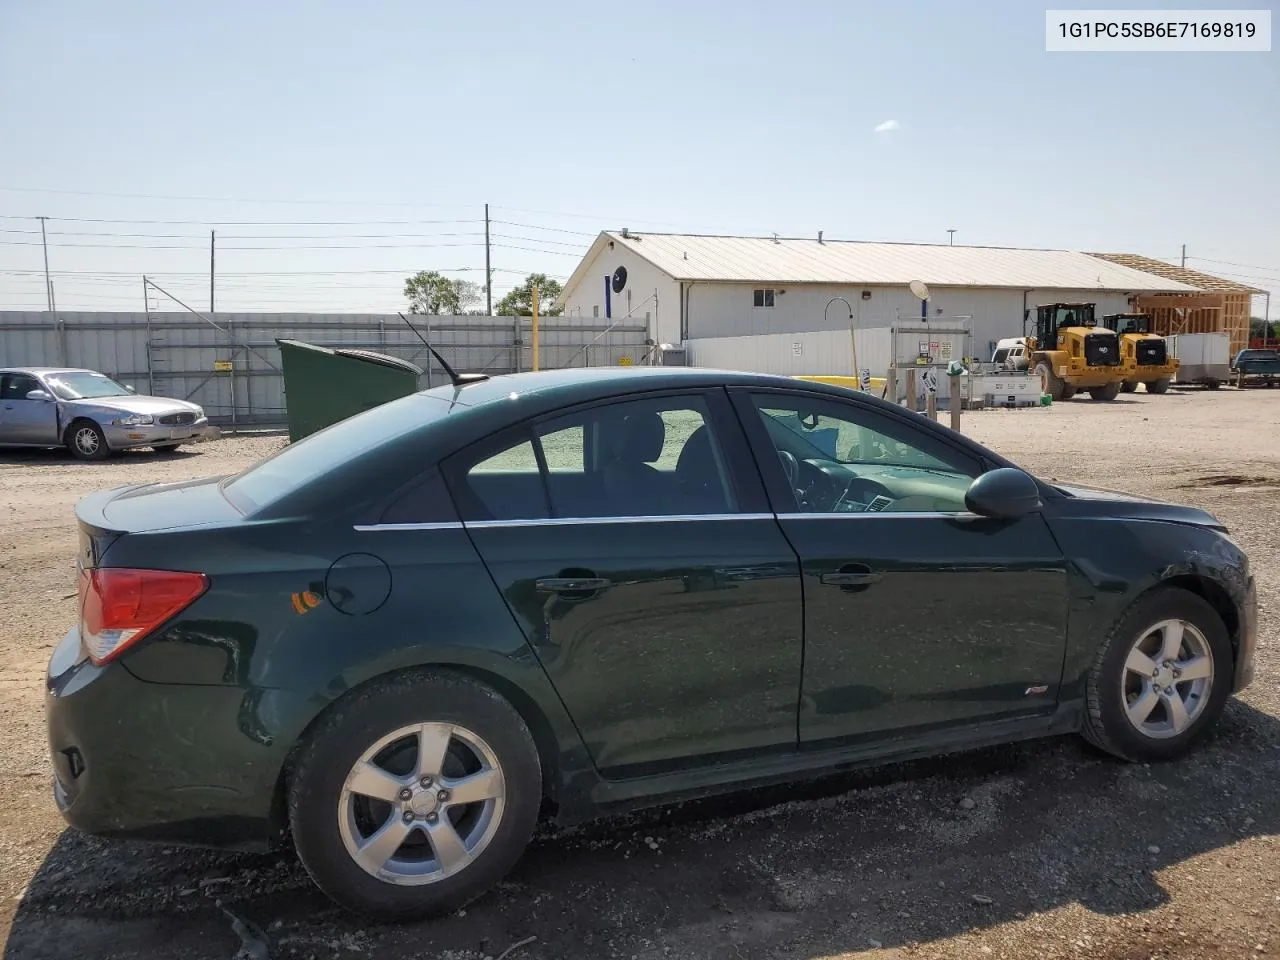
337, 722, 506, 885
1120, 618, 1214, 739
74, 427, 100, 456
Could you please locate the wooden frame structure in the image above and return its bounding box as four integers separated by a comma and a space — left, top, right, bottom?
1087, 253, 1263, 357
1133, 292, 1252, 357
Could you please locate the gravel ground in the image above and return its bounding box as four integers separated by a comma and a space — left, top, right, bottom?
1, 387, 1277, 960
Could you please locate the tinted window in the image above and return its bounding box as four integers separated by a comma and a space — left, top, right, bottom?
0, 374, 41, 400
223, 393, 446, 512
464, 438, 549, 521
450, 395, 737, 521
749, 395, 979, 514
379, 470, 458, 524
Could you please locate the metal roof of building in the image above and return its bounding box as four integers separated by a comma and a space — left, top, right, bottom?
560, 232, 1202, 301
1085, 252, 1266, 295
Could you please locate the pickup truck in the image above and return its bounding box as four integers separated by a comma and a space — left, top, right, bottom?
1231, 349, 1280, 387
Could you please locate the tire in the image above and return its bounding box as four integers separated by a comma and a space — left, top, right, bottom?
1081, 588, 1233, 762
288, 670, 542, 919
1147, 378, 1171, 395
1120, 381, 1138, 393
1060, 385, 1077, 400
1088, 382, 1121, 401
66, 420, 111, 461
1205, 379, 1221, 391
1035, 362, 1063, 401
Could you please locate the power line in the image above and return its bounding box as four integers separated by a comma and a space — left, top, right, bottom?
0, 266, 567, 278
0, 214, 484, 226
1188, 256, 1280, 273
0, 186, 476, 208
491, 220, 599, 237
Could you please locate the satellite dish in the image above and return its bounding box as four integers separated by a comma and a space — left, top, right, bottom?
611, 266, 628, 294
909, 280, 930, 301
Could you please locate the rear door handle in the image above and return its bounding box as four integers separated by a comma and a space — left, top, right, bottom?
536, 577, 611, 593
820, 564, 882, 591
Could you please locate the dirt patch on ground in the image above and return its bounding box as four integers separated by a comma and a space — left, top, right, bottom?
1, 389, 1277, 960
1180, 474, 1278, 489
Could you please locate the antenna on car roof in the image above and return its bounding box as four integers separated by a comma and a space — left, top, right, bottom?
398, 313, 489, 387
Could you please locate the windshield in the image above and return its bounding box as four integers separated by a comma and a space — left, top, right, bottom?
221, 392, 446, 512
992, 348, 1009, 362
45, 371, 133, 400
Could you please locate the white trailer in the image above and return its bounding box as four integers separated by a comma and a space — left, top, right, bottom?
1168, 333, 1231, 389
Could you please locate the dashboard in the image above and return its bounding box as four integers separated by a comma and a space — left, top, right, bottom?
780, 454, 972, 514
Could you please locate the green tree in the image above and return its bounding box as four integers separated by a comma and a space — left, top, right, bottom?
496, 273, 563, 317
403, 271, 481, 315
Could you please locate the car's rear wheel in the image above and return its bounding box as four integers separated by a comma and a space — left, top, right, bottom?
66, 420, 110, 461
288, 671, 541, 919
1082, 588, 1233, 762
1088, 382, 1122, 401
1147, 378, 1171, 394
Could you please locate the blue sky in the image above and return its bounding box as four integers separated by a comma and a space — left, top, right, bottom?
0, 0, 1276, 316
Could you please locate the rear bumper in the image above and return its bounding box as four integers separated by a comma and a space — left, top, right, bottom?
46, 626, 284, 850
102, 417, 211, 450
1235, 577, 1258, 693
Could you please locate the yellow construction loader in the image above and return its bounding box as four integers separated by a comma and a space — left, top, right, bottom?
1025, 302, 1126, 401
1101, 313, 1179, 394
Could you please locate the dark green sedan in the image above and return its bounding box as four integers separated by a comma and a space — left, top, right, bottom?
47, 367, 1257, 918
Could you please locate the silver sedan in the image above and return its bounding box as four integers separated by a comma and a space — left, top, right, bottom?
0, 367, 210, 460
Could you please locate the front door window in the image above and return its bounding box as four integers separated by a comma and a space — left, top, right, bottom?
748, 396, 979, 515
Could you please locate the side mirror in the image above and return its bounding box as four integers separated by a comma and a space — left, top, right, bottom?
25, 389, 53, 402
965, 468, 1042, 520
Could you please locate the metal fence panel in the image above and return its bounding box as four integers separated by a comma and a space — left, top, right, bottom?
0, 311, 649, 428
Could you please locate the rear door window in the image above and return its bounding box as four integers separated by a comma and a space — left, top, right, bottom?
445, 393, 741, 521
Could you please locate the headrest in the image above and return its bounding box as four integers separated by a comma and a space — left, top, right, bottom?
605, 410, 665, 464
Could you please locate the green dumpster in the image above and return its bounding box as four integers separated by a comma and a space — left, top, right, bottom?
277, 339, 424, 441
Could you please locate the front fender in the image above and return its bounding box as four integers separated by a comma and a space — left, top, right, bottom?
1050, 516, 1250, 700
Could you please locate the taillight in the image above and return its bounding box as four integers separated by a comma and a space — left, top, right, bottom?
79, 568, 208, 665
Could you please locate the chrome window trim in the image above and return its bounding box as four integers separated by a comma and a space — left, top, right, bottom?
782, 511, 980, 521
353, 510, 980, 532
353, 521, 465, 532
466, 513, 776, 529
354, 513, 775, 532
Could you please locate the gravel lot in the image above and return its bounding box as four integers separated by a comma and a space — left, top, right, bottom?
2, 387, 1277, 960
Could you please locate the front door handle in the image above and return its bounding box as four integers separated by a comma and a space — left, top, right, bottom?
536, 577, 611, 594
820, 564, 882, 592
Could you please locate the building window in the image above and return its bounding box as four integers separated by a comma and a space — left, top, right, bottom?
753, 289, 775, 308
593, 305, 599, 318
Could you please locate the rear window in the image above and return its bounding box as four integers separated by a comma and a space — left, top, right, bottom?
222, 393, 446, 512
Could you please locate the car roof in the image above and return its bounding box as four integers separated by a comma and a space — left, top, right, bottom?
416, 366, 850, 407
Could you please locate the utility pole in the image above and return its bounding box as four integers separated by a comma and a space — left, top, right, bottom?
484, 203, 493, 316
210, 230, 216, 312
947, 229, 957, 246
37, 216, 53, 310
1181, 244, 1186, 268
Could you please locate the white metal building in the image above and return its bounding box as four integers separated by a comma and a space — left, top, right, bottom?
557, 231, 1202, 365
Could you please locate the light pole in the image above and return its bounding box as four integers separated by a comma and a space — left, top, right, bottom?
947, 229, 957, 246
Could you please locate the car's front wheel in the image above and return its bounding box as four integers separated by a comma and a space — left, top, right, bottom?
66, 420, 110, 461
1082, 588, 1233, 762
288, 670, 542, 919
